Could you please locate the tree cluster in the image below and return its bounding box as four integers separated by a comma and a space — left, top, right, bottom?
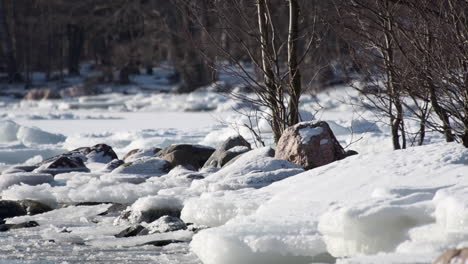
0, 0, 466, 147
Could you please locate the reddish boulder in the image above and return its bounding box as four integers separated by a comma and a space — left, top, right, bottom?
433, 248, 468, 264
24, 88, 61, 100
275, 121, 350, 170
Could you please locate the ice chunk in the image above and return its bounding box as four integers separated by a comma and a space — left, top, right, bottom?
0, 120, 19, 142
0, 172, 54, 190
191, 220, 330, 264
17, 126, 66, 145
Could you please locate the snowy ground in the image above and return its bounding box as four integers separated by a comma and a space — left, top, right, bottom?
0, 85, 466, 264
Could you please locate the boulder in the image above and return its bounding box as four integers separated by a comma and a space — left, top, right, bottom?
0, 200, 27, 221
0, 221, 39, 232
123, 147, 162, 162
139, 216, 187, 235
203, 136, 251, 168
71, 143, 118, 163
24, 88, 61, 100
18, 200, 52, 215
100, 159, 124, 172
0, 200, 52, 221
35, 156, 90, 176
275, 121, 349, 170
34, 144, 118, 175
433, 248, 468, 264
115, 225, 145, 238
6, 165, 38, 173
142, 239, 184, 247
156, 144, 215, 170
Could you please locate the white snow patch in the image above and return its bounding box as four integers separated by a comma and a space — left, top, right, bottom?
298, 126, 323, 144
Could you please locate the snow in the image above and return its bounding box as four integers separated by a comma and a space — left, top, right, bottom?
189, 143, 468, 264
110, 157, 168, 177
189, 147, 303, 192
0, 83, 466, 264
131, 195, 183, 214
299, 126, 323, 144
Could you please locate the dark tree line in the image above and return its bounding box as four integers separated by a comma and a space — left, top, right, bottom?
0, 0, 467, 147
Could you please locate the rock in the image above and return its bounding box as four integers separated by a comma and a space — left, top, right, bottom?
142, 239, 184, 247
100, 159, 124, 172
275, 121, 347, 170
223, 147, 275, 168
203, 136, 251, 168
0, 221, 39, 232
123, 147, 162, 162
156, 144, 215, 171
115, 225, 145, 238
0, 200, 27, 221
33, 144, 119, 175
24, 88, 61, 100
433, 248, 468, 264
71, 143, 118, 163
35, 156, 90, 176
0, 200, 52, 222
345, 149, 359, 157
18, 200, 52, 215
111, 157, 170, 178
6, 165, 38, 173
138, 216, 187, 235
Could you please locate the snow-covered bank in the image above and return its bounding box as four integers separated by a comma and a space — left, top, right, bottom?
190, 143, 468, 264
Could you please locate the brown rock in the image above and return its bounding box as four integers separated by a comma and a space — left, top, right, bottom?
24, 88, 61, 100
203, 135, 251, 168
156, 144, 215, 170
275, 121, 348, 170
433, 248, 468, 264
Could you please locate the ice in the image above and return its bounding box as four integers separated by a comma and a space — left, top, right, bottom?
299, 126, 323, 144
131, 195, 183, 214
110, 157, 169, 178
181, 189, 263, 227
0, 120, 19, 142
0, 172, 54, 191
0, 120, 65, 145
17, 125, 66, 145
350, 119, 382, 133
0, 144, 65, 164
6, 204, 112, 226
318, 196, 434, 256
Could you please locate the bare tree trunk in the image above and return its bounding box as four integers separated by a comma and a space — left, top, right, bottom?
0, 0, 21, 82
257, 0, 282, 142
287, 0, 302, 126
383, 1, 404, 150
67, 24, 84, 75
